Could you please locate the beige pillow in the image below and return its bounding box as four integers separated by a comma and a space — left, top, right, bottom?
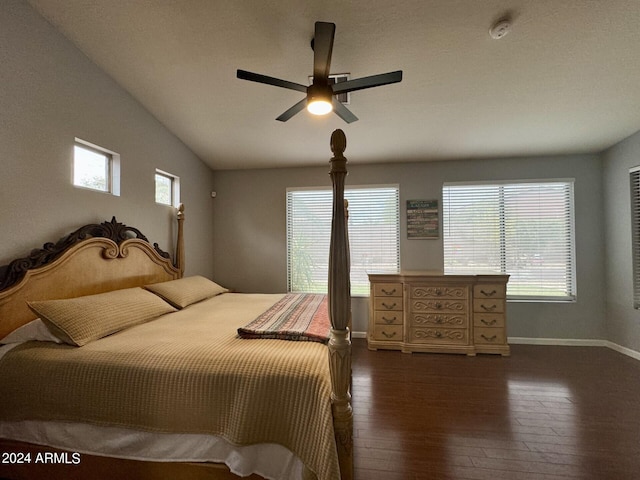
144, 275, 228, 309
28, 287, 177, 346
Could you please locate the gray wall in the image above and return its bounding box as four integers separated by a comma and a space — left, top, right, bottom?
603, 130, 640, 352
1, 0, 616, 346
212, 153, 606, 339
0, 0, 215, 277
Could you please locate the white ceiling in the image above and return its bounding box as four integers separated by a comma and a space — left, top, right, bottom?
27, 0, 640, 170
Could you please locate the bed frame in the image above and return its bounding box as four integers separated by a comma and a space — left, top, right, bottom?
0, 130, 353, 480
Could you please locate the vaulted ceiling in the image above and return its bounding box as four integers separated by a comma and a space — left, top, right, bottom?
27, 0, 640, 169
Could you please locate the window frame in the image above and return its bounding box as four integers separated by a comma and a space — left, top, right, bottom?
155, 169, 180, 207
442, 179, 577, 302
72, 138, 120, 196
286, 184, 400, 296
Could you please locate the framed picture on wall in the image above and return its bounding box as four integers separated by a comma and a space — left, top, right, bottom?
407, 199, 439, 239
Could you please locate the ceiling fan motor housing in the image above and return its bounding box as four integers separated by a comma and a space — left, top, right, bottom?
307, 83, 333, 103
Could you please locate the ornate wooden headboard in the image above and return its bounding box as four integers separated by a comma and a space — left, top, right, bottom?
0, 206, 184, 339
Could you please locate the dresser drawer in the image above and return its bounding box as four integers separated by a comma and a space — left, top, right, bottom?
474, 327, 505, 345
411, 298, 467, 314
373, 283, 403, 297
473, 298, 504, 314
372, 324, 403, 342
410, 327, 468, 345
411, 313, 466, 328
411, 285, 467, 300
474, 284, 506, 299
374, 311, 403, 325
474, 313, 505, 328
374, 297, 403, 311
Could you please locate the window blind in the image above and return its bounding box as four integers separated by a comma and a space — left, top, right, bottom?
443, 181, 576, 301
630, 168, 640, 308
287, 186, 400, 295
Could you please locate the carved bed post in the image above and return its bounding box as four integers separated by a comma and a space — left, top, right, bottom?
327, 129, 353, 480
175, 204, 185, 278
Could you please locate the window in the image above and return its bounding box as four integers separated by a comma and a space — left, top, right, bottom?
442, 180, 576, 301
155, 169, 180, 206
630, 167, 640, 308
73, 139, 120, 195
287, 185, 400, 295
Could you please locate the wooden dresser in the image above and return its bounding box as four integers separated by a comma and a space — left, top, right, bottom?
368, 272, 510, 356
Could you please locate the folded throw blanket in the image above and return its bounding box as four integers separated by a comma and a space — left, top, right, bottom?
238, 293, 330, 343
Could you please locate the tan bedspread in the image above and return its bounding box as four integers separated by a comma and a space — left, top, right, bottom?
0, 293, 339, 480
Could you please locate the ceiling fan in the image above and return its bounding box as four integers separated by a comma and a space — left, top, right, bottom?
237, 21, 403, 123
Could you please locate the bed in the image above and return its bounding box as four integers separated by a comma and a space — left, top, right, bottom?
0, 130, 353, 480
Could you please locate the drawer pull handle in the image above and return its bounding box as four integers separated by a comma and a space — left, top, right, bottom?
480, 289, 497, 297
434, 302, 442, 309
382, 331, 397, 338
382, 316, 397, 324
480, 304, 497, 312
382, 302, 397, 309
381, 288, 397, 295
435, 288, 442, 295
481, 319, 497, 326
435, 331, 442, 338
481, 334, 498, 342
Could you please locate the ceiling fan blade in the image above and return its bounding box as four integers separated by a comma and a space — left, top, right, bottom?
313, 22, 336, 81
276, 98, 308, 122
332, 98, 358, 124
332, 70, 403, 94
237, 69, 307, 93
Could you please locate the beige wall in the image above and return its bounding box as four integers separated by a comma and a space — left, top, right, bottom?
0, 0, 215, 277
212, 153, 606, 339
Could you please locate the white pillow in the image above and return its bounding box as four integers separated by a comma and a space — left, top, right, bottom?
0, 318, 63, 344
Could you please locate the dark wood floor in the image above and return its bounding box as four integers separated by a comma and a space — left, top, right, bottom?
351, 339, 640, 480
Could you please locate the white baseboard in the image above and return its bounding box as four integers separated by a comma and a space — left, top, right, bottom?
508, 337, 607, 347
353, 333, 640, 362
603, 340, 640, 361
509, 337, 640, 361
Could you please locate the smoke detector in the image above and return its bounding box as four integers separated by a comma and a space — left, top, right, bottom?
489, 18, 511, 39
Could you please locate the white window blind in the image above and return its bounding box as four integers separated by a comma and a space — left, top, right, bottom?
287, 186, 400, 295
630, 168, 640, 308
443, 180, 576, 301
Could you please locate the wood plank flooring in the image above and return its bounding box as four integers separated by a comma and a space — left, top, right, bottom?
351, 339, 640, 480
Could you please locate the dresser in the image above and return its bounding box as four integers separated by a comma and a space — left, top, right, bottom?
368, 273, 510, 356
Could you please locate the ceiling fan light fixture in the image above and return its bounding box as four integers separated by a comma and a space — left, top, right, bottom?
306, 84, 333, 115
307, 98, 333, 115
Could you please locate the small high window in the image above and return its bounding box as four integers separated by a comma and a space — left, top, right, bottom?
73, 139, 120, 195
155, 169, 180, 206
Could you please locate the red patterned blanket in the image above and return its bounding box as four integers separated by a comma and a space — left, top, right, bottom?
237, 293, 330, 343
